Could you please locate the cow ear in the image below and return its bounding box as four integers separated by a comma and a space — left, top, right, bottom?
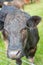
26, 16, 41, 27
31, 16, 41, 25
0, 20, 4, 30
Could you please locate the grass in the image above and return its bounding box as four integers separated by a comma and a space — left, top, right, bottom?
0, 0, 43, 65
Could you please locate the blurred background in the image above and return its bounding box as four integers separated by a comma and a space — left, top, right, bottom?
0, 0, 43, 65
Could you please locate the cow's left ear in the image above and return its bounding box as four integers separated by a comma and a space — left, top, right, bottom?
26, 16, 41, 27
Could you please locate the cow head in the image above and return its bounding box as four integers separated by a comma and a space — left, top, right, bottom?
0, 11, 41, 61
0, 14, 41, 60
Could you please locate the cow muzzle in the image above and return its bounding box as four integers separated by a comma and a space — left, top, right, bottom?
7, 50, 22, 59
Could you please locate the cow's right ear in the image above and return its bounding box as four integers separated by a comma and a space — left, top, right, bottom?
0, 20, 4, 30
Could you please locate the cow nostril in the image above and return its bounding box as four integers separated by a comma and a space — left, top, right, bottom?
16, 50, 21, 55
8, 50, 21, 59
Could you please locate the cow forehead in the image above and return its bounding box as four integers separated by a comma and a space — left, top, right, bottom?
4, 10, 30, 33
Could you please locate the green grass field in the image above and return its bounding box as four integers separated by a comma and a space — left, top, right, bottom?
0, 0, 43, 65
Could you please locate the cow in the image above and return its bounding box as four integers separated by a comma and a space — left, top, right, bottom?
0, 0, 29, 10
30, 0, 40, 3
0, 5, 41, 65
3, 0, 29, 10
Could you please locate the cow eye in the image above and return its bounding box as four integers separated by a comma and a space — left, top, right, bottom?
20, 28, 27, 41
2, 29, 8, 40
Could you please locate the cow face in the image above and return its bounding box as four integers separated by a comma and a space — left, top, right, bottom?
0, 14, 41, 60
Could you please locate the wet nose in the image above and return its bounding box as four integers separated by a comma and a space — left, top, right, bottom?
7, 50, 21, 59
